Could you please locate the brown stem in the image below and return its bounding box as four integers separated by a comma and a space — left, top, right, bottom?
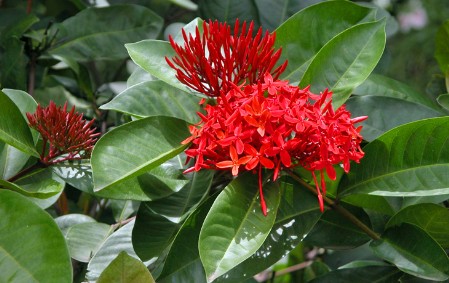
286, 169, 380, 241
27, 51, 36, 96
26, 0, 32, 14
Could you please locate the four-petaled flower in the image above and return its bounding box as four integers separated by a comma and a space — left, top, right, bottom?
27, 101, 99, 165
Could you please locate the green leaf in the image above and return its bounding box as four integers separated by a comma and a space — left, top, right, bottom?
126, 40, 200, 95
199, 173, 281, 282
55, 214, 96, 234
0, 38, 27, 89
48, 5, 163, 61
299, 19, 386, 108
303, 204, 371, 249
0, 90, 38, 157
87, 220, 140, 281
309, 265, 402, 283
339, 117, 449, 197
100, 80, 201, 124
340, 194, 395, 216
370, 223, 449, 281
435, 20, 449, 74
437, 94, 449, 111
275, 1, 376, 82
132, 203, 181, 261
215, 179, 322, 282
97, 251, 155, 283
0, 89, 38, 179
91, 116, 190, 191
386, 203, 449, 248
93, 156, 190, 201
146, 169, 213, 220
157, 194, 217, 282
345, 96, 442, 141
64, 222, 112, 262
353, 74, 440, 110
168, 0, 197, 10
0, 190, 72, 282
198, 0, 259, 25
52, 162, 94, 193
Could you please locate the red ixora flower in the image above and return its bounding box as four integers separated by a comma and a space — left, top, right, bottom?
167, 20, 367, 215
26, 101, 99, 165
166, 19, 288, 98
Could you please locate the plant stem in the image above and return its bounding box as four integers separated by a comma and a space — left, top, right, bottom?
285, 169, 380, 241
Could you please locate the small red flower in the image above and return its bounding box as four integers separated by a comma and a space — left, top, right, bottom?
166, 20, 288, 98
26, 101, 99, 165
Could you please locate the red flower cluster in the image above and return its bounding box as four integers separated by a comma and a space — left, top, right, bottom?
166, 19, 287, 98
167, 20, 367, 215
27, 101, 99, 165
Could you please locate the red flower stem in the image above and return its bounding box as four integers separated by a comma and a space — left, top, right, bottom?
6, 161, 47, 183
285, 169, 380, 241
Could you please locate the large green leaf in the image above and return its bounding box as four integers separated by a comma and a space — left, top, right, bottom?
215, 179, 322, 282
87, 221, 140, 281
435, 20, 449, 74
91, 116, 190, 191
299, 19, 386, 107
353, 74, 440, 110
48, 5, 163, 61
0, 90, 38, 157
64, 222, 112, 262
345, 96, 442, 141
126, 40, 199, 95
339, 117, 449, 197
275, 1, 376, 82
370, 223, 449, 281
157, 194, 217, 282
0, 89, 37, 179
386, 203, 449, 248
199, 173, 281, 282
100, 80, 201, 124
132, 203, 181, 261
97, 251, 155, 283
0, 190, 72, 282
303, 204, 371, 249
93, 156, 190, 201
198, 0, 259, 26
145, 169, 213, 220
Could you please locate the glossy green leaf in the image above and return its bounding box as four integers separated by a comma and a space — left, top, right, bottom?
386, 203, 449, 248
275, 1, 376, 82
198, 0, 259, 26
132, 203, 181, 261
93, 156, 190, 201
97, 251, 155, 283
0, 90, 38, 157
199, 173, 281, 282
340, 194, 395, 215
146, 169, 213, 220
0, 190, 72, 282
435, 20, 449, 74
0, 89, 38, 179
340, 117, 449, 197
92, 116, 190, 191
169, 0, 197, 10
100, 80, 201, 124
254, 0, 322, 31
52, 162, 94, 193
215, 179, 322, 282
55, 214, 97, 235
345, 96, 442, 141
370, 223, 449, 281
110, 200, 139, 222
309, 265, 402, 283
64, 222, 112, 262
353, 74, 440, 110
49, 5, 163, 61
87, 221, 140, 281
300, 19, 386, 108
303, 204, 371, 250
157, 194, 217, 282
126, 40, 200, 95
0, 167, 63, 200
